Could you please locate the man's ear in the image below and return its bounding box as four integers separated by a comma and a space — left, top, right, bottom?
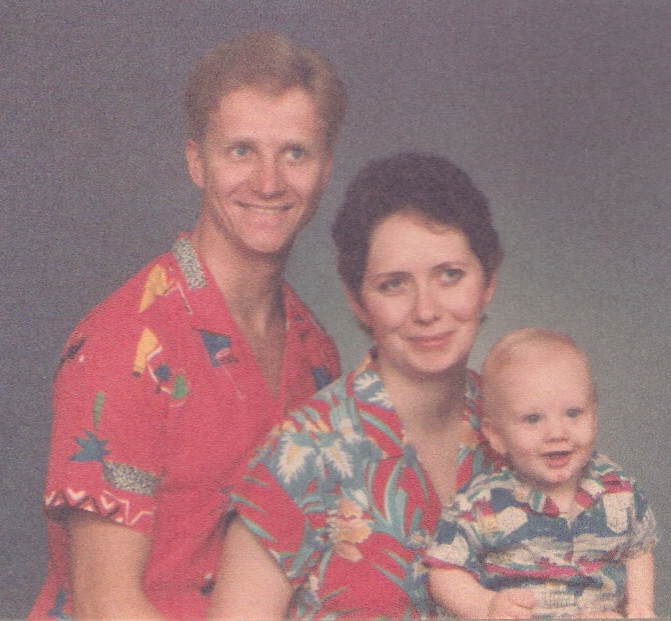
185, 139, 205, 189
319, 153, 333, 189
481, 418, 507, 456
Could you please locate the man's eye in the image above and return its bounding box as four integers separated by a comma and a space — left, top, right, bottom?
286, 147, 306, 161
566, 408, 582, 419
523, 414, 541, 424
231, 145, 250, 157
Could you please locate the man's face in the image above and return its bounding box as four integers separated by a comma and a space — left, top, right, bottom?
187, 86, 332, 258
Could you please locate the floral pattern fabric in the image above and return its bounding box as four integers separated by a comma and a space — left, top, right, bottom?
29, 235, 340, 621
232, 354, 498, 619
425, 454, 657, 618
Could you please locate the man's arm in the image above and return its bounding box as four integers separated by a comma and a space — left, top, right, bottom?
624, 551, 655, 618
207, 517, 292, 620
428, 565, 535, 619
67, 510, 163, 620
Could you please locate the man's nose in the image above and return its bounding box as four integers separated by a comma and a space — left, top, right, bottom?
251, 156, 286, 197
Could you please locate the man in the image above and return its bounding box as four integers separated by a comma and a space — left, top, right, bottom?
29, 31, 346, 620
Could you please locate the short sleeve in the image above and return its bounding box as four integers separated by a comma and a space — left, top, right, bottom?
44, 307, 168, 533
622, 482, 657, 559
232, 418, 326, 588
424, 499, 485, 580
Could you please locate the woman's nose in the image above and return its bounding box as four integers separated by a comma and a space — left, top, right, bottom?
412, 284, 440, 324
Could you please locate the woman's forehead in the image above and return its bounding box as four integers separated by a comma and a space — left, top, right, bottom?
365, 212, 474, 270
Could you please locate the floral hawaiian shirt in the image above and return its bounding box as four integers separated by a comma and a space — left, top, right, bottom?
29, 235, 340, 621
425, 453, 657, 618
232, 354, 499, 620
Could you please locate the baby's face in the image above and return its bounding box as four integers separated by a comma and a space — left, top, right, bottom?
484, 345, 597, 501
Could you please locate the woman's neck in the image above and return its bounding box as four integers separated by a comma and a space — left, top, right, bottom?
378, 361, 467, 436
377, 361, 469, 505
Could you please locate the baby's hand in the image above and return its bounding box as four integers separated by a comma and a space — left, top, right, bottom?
487, 588, 535, 619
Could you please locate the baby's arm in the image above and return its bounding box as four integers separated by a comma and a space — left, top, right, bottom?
624, 550, 655, 618
428, 565, 535, 619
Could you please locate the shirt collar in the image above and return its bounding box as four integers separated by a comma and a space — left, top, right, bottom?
350, 353, 481, 462
170, 234, 309, 336
503, 454, 604, 517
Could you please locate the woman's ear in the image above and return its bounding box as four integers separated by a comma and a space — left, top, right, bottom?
483, 271, 497, 307
481, 418, 507, 456
344, 288, 371, 331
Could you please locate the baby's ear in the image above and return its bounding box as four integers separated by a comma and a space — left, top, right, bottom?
481, 418, 507, 456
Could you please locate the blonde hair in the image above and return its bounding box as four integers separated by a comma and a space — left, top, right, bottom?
482, 328, 594, 419
184, 31, 347, 147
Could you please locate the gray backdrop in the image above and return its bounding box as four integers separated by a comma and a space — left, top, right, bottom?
2, 1, 670, 618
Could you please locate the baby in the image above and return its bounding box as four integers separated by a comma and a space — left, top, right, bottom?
425, 328, 656, 619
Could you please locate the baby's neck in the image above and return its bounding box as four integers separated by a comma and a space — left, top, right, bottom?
512, 469, 580, 515
547, 486, 580, 515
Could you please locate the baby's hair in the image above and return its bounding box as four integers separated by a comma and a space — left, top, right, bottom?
483, 328, 581, 376
481, 328, 595, 415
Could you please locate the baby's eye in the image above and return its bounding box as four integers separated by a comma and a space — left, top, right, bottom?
566, 408, 582, 419
523, 413, 541, 425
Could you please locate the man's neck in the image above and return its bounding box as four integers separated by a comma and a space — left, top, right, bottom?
189, 222, 288, 330
189, 222, 290, 396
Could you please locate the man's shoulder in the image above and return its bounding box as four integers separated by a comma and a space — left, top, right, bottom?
65, 241, 197, 348
81, 239, 197, 324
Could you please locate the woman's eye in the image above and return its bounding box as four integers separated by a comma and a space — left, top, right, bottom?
439, 267, 464, 284
523, 414, 541, 425
378, 277, 404, 294
566, 408, 582, 419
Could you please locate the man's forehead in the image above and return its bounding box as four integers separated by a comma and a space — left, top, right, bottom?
206, 87, 328, 144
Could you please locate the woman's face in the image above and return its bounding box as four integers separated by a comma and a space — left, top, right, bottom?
350, 211, 496, 382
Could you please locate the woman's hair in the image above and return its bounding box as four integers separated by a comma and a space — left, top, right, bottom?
184, 30, 347, 148
332, 152, 503, 298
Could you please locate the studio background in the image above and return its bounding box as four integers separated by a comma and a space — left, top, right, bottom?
2, 1, 670, 618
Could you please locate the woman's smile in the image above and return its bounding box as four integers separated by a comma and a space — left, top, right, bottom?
406, 330, 454, 351
351, 210, 496, 381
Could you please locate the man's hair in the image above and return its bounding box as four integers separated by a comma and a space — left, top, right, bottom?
332, 152, 503, 300
184, 31, 347, 147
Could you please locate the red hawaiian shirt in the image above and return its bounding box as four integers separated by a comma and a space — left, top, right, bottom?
232, 354, 500, 620
29, 235, 340, 620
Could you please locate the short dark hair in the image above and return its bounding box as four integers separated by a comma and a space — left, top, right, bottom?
184, 31, 347, 147
332, 152, 503, 298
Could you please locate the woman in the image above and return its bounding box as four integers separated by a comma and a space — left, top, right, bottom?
208, 153, 504, 619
